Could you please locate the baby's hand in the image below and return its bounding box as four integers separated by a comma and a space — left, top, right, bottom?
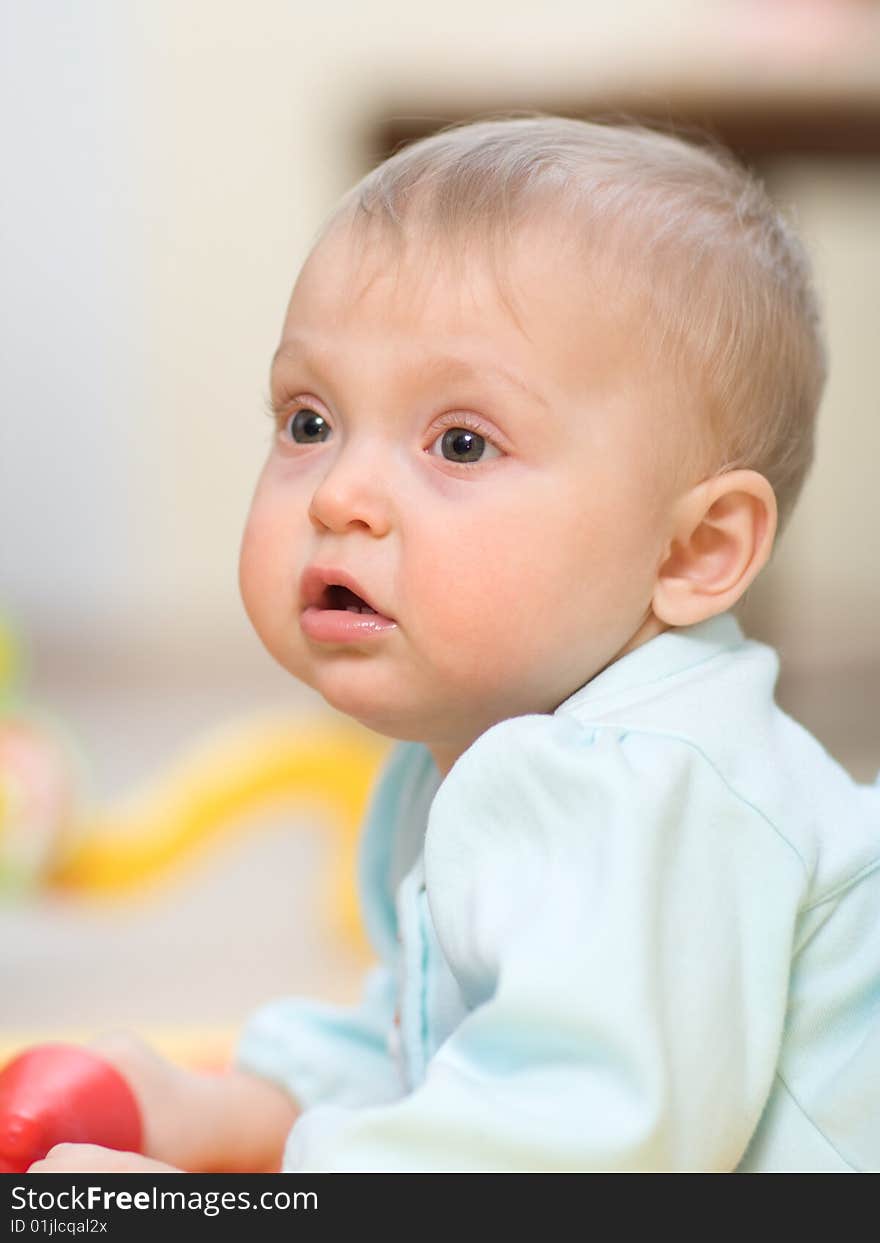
93, 1035, 300, 1173
87, 1031, 192, 1166
28, 1143, 181, 1174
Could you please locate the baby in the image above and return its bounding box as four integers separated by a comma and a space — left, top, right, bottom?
27, 115, 880, 1173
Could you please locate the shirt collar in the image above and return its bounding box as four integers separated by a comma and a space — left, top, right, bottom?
554, 610, 747, 718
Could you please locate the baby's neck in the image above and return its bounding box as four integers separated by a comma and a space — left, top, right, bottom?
426, 613, 671, 781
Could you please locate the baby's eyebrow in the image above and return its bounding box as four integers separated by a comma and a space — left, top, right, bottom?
421, 353, 548, 409
271, 337, 548, 410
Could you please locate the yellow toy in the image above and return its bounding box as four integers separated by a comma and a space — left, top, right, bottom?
0, 615, 389, 951
51, 713, 389, 950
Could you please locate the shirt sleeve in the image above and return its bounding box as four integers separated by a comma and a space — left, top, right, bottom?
234, 962, 403, 1110
281, 713, 809, 1172
233, 742, 425, 1113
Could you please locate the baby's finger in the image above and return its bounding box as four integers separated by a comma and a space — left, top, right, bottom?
28, 1142, 133, 1172
28, 1142, 82, 1172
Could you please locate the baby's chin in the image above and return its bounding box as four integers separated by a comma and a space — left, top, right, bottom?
312, 679, 437, 742
299, 660, 480, 747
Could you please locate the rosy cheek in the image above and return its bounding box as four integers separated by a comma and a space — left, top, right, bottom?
238, 536, 261, 627
238, 503, 281, 623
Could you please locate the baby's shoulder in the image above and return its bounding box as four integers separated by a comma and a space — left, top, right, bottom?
427, 708, 879, 908
425, 710, 797, 870
555, 637, 880, 903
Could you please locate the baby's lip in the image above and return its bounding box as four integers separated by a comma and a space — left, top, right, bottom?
299, 565, 394, 620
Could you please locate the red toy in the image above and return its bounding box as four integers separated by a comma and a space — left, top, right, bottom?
0, 1044, 142, 1173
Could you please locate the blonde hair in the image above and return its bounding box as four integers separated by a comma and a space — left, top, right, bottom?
319, 113, 827, 539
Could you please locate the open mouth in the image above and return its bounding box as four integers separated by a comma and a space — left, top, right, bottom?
322, 584, 378, 615
299, 567, 397, 641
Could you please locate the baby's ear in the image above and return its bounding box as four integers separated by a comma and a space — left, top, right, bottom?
652, 470, 778, 628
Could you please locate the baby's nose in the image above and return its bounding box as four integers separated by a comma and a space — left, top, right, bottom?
307, 445, 393, 537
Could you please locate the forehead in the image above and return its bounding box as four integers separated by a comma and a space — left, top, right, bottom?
287, 218, 520, 334
279, 214, 634, 391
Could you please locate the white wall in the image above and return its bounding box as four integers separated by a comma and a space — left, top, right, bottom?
1, 1, 142, 632
757, 159, 880, 668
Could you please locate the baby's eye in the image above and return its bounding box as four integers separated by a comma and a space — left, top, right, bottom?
284, 407, 331, 444
427, 425, 502, 465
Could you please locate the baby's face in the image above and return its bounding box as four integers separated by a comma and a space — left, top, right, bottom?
240, 217, 682, 775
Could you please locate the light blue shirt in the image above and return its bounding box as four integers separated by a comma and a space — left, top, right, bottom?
236, 612, 880, 1172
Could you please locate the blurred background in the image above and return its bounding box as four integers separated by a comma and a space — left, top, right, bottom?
1, 0, 879, 1055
